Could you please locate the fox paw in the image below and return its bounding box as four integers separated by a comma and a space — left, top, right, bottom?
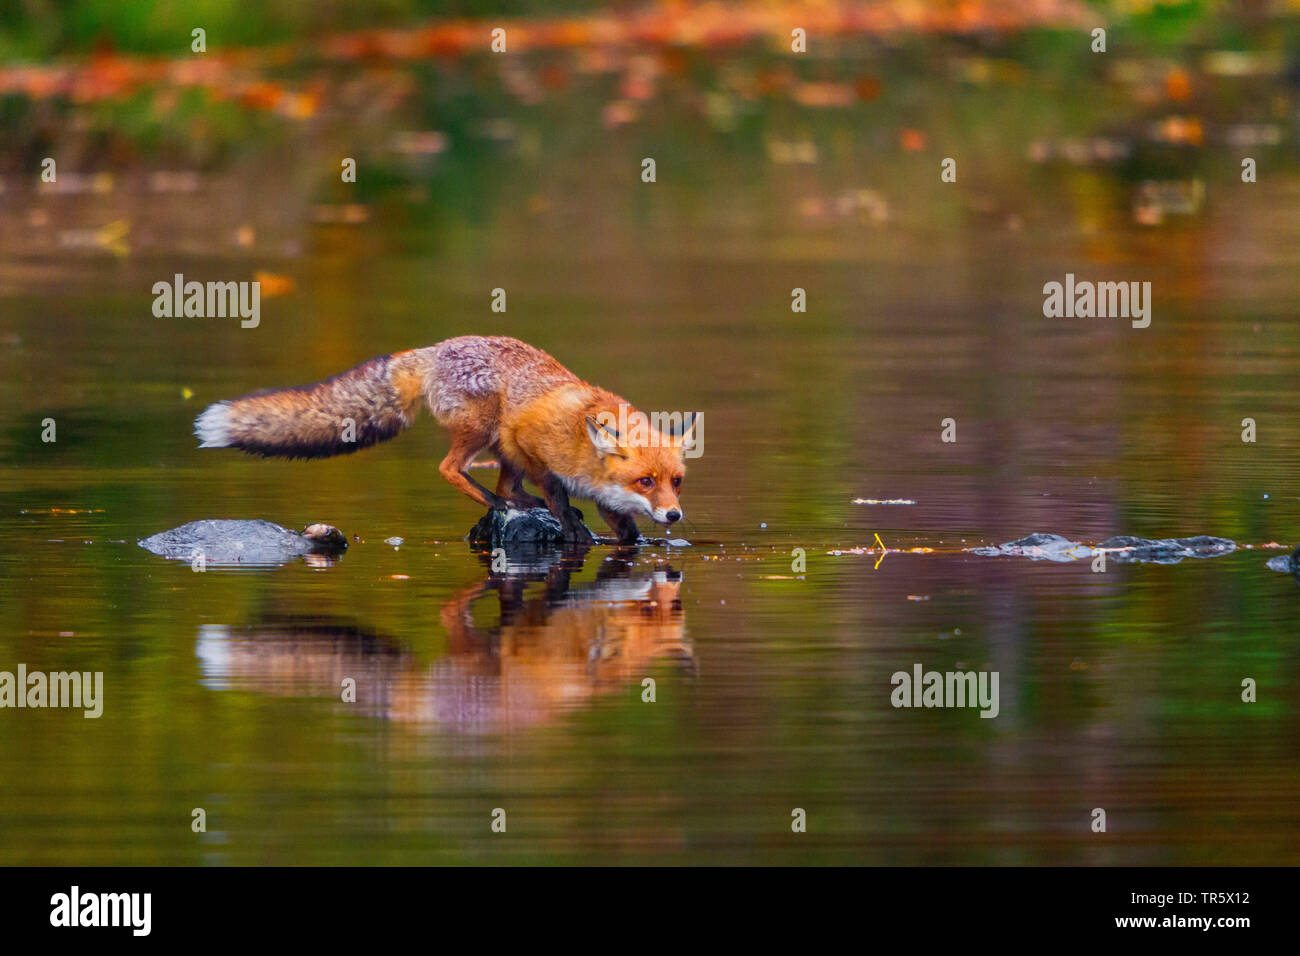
561, 509, 594, 544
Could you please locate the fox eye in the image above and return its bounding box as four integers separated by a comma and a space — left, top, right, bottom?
637, 476, 655, 490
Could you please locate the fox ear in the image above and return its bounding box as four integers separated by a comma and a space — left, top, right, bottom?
666, 411, 699, 442
585, 416, 624, 458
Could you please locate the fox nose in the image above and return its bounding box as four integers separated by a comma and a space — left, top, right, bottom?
664, 509, 682, 524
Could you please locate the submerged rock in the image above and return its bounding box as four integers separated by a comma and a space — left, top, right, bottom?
970, 533, 1235, 565
139, 519, 347, 566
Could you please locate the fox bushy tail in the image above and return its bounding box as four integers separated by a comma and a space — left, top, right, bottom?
194, 349, 431, 459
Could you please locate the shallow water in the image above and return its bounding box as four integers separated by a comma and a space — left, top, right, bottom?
3, 32, 1300, 865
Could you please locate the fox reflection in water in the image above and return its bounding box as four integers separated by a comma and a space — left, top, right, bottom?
195, 547, 693, 732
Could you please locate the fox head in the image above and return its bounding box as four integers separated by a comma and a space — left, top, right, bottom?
582, 409, 697, 527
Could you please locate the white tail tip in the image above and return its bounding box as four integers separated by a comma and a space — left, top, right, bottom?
194, 402, 232, 448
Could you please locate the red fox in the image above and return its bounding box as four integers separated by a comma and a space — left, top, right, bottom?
194, 336, 696, 543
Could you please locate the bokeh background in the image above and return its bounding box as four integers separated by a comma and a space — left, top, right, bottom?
2, 0, 1299, 864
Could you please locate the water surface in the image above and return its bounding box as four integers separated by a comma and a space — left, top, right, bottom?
2, 27, 1300, 864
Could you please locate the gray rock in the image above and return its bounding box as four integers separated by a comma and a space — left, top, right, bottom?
139, 519, 346, 566
969, 533, 1080, 561
1266, 545, 1300, 574
970, 532, 1235, 565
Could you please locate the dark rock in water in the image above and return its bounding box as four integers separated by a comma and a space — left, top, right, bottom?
139, 519, 346, 566
468, 507, 585, 548
467, 508, 684, 556
1099, 535, 1235, 564
970, 533, 1235, 565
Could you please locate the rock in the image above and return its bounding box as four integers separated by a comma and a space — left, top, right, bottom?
1098, 534, 1234, 564
970, 532, 1235, 565
969, 533, 1080, 562
1266, 545, 1300, 574
139, 519, 347, 566
468, 507, 586, 549
302, 523, 348, 550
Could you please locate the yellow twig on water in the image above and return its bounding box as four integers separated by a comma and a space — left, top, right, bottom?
96, 219, 130, 257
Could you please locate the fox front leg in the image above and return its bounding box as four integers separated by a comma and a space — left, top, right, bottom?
598, 505, 641, 545
539, 474, 595, 544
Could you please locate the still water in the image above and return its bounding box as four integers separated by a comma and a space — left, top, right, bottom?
2, 33, 1300, 864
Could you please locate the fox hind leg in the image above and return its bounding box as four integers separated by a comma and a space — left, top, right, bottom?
493, 455, 546, 510
438, 429, 508, 511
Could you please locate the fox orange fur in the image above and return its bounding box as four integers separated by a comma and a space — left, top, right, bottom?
194, 336, 695, 543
